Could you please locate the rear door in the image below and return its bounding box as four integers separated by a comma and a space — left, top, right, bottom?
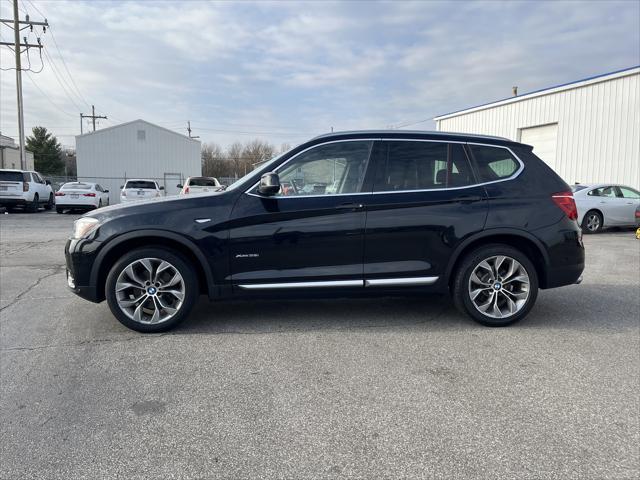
614, 186, 640, 225
362, 140, 487, 286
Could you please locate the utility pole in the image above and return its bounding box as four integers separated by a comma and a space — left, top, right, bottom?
80, 105, 107, 133
187, 121, 199, 139
0, 1, 48, 169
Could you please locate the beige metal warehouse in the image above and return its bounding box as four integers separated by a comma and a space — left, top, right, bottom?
434, 66, 639, 186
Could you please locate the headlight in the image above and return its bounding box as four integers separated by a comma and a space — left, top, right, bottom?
73, 217, 100, 239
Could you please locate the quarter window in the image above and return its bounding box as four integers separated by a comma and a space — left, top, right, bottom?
274, 141, 372, 196
374, 142, 475, 192
470, 145, 520, 181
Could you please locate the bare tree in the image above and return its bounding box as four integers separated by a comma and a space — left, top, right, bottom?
201, 143, 228, 177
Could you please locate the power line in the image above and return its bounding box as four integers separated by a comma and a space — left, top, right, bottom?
24, 70, 76, 116
41, 46, 82, 112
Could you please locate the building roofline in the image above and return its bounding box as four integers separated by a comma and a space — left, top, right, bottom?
434, 65, 640, 121
75, 119, 200, 142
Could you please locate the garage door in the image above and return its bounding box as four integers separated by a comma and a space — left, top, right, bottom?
520, 123, 558, 169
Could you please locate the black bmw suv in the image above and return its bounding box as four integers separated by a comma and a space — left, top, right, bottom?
65, 130, 584, 332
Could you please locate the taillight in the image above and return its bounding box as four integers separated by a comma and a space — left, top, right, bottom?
22, 182, 28, 192
552, 191, 578, 220
83, 193, 96, 197
185, 187, 190, 194
635, 209, 640, 218
55, 192, 65, 196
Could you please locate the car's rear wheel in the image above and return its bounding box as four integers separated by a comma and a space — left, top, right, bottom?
56, 207, 64, 214
105, 247, 198, 333
44, 193, 54, 210
27, 194, 39, 213
453, 244, 538, 327
582, 210, 603, 233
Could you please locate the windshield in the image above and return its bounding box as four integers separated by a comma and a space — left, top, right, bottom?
62, 183, 92, 190
189, 178, 219, 187
125, 181, 156, 190
0, 171, 25, 182
225, 151, 290, 191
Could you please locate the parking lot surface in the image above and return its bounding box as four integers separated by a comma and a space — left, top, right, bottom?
1, 211, 638, 479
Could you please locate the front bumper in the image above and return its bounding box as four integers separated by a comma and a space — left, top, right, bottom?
65, 237, 102, 302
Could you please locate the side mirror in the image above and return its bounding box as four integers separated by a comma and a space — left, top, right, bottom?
45, 180, 51, 185
176, 184, 183, 189
257, 172, 281, 196
120, 185, 124, 189
104, 189, 109, 193
159, 186, 165, 190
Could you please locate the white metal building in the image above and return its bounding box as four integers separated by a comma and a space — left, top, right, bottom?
0, 134, 35, 171
76, 119, 201, 204
434, 66, 639, 186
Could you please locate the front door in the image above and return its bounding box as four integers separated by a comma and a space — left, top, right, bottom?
362, 140, 488, 286
228, 140, 374, 290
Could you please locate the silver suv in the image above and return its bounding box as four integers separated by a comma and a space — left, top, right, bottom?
0, 169, 55, 212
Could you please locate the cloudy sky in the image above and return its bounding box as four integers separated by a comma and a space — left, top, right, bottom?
1, 0, 639, 149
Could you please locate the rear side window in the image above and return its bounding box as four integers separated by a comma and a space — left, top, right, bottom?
189, 178, 218, 187
470, 145, 520, 182
0, 171, 26, 182
588, 186, 616, 198
125, 181, 156, 189
374, 142, 475, 192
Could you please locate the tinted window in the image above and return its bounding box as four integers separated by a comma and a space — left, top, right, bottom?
374, 142, 474, 192
618, 187, 640, 199
588, 186, 616, 198
275, 141, 372, 196
125, 181, 156, 190
0, 171, 25, 182
32, 172, 44, 184
189, 178, 219, 187
62, 183, 92, 190
470, 146, 520, 182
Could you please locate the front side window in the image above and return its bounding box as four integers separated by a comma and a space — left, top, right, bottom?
374, 142, 475, 192
470, 145, 520, 182
618, 187, 640, 199
273, 141, 372, 196
588, 186, 616, 198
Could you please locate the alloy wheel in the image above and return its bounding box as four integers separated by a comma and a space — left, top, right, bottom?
468, 255, 530, 319
115, 258, 185, 324
586, 214, 600, 231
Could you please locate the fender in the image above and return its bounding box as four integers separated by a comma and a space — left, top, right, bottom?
444, 227, 550, 281
90, 229, 217, 299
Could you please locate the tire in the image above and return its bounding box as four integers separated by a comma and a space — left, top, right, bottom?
452, 244, 539, 327
27, 194, 39, 213
105, 247, 199, 333
44, 193, 54, 210
97, 200, 102, 209
56, 207, 64, 214
581, 210, 603, 234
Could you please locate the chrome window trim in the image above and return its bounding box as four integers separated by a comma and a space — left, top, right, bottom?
244, 138, 525, 198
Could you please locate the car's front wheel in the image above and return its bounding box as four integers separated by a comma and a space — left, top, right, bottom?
105, 247, 199, 332
453, 244, 539, 327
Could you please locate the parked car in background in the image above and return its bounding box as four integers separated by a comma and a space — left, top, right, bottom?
65, 130, 585, 333
572, 183, 640, 233
177, 176, 223, 195
55, 182, 110, 213
120, 179, 163, 203
0, 169, 54, 212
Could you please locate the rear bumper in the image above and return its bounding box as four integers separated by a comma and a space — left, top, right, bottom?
57, 203, 96, 210
0, 197, 29, 206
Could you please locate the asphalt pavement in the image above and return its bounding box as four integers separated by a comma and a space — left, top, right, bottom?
1, 210, 638, 479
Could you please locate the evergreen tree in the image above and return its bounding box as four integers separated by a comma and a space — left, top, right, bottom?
26, 126, 64, 174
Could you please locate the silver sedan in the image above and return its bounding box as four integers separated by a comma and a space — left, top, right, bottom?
572, 184, 640, 233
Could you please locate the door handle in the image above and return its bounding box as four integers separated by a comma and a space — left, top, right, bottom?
335, 202, 364, 210
453, 195, 482, 204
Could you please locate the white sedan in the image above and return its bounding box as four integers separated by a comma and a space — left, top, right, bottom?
572, 183, 640, 233
120, 179, 164, 203
55, 182, 110, 213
